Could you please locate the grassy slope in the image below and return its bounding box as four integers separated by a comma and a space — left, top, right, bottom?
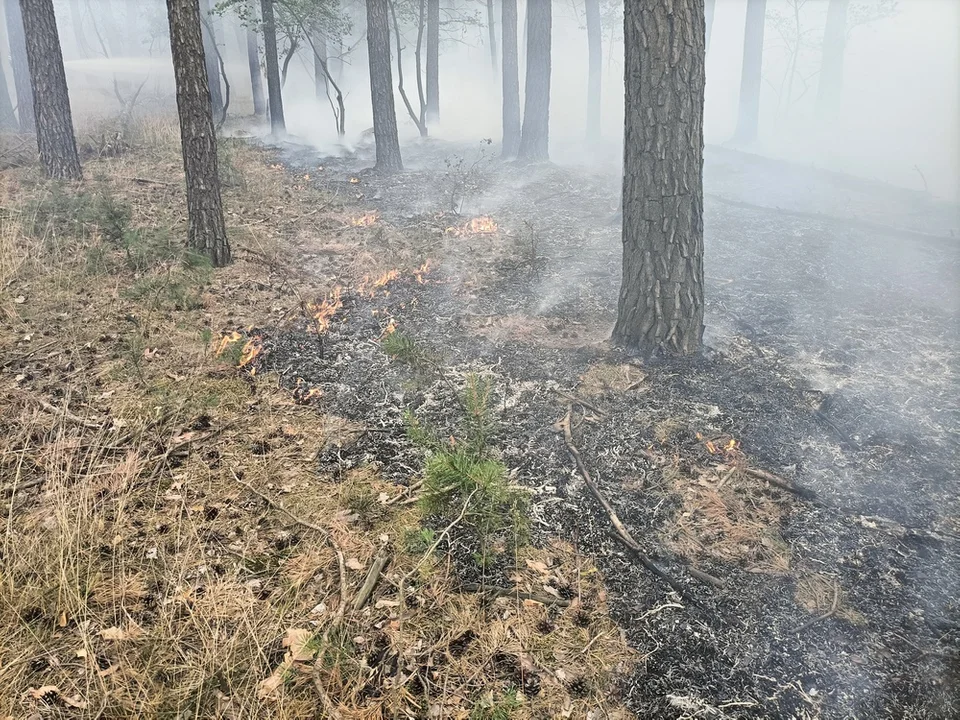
0, 119, 632, 719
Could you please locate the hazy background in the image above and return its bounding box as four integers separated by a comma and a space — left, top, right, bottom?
3, 0, 958, 200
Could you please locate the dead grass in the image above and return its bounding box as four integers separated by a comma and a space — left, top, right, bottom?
794, 571, 866, 626
0, 116, 633, 718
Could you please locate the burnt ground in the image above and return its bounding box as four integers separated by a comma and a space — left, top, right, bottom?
258, 135, 959, 718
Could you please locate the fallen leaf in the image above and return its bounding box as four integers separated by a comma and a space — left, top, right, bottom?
525, 559, 550, 574
98, 664, 119, 678
100, 627, 126, 640
283, 628, 315, 662
345, 558, 364, 571
13, 295, 25, 304
57, 611, 67, 627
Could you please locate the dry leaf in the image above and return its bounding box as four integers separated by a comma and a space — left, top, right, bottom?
100, 627, 126, 640
345, 558, 365, 571
98, 664, 119, 678
258, 670, 285, 698
283, 628, 315, 662
525, 559, 550, 574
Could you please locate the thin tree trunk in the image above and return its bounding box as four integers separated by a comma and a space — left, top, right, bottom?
486, 0, 497, 76
705, 0, 716, 52
366, 0, 402, 171
126, 0, 138, 54
313, 25, 327, 97
199, 0, 223, 122
500, 0, 519, 158
260, 0, 285, 134
68, 0, 90, 57
246, 9, 266, 117
425, 0, 439, 122
388, 0, 427, 137
816, 0, 848, 123
165, 0, 231, 267
0, 65, 17, 129
612, 0, 705, 357
733, 0, 766, 144
19, 0, 82, 180
517, 0, 550, 162
585, 0, 601, 145
280, 36, 299, 87
6, 0, 34, 131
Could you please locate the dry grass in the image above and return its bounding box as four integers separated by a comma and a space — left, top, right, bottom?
0, 116, 633, 718
794, 572, 866, 626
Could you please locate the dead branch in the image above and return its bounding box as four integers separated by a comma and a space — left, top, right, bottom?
688, 567, 726, 589
232, 470, 330, 538
558, 406, 695, 600
794, 579, 840, 633
353, 553, 391, 611
743, 466, 818, 501
554, 389, 608, 417
384, 479, 423, 505
459, 582, 571, 607
16, 392, 105, 429
123, 176, 177, 187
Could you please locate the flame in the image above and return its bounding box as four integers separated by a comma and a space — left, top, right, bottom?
294, 378, 323, 403
215, 331, 242, 356
307, 286, 343, 334
359, 269, 400, 297
447, 216, 498, 237
413, 259, 432, 284
700, 434, 740, 457
238, 337, 263, 368
380, 318, 397, 338
351, 212, 379, 227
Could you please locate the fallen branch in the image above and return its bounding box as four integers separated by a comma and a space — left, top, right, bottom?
124, 176, 177, 187
459, 582, 571, 607
557, 406, 695, 600
794, 579, 840, 633
743, 466, 818, 501
232, 470, 329, 538
554, 389, 608, 417
352, 553, 390, 611
18, 392, 105, 429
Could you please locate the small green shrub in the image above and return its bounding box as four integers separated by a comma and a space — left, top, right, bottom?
470, 688, 522, 720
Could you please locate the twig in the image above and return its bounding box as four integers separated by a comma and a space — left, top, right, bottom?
554, 389, 608, 417
232, 471, 329, 538
557, 406, 695, 601
124, 176, 177, 187
334, 550, 348, 620
459, 582, 571, 607
17, 392, 105, 429
312, 676, 344, 720
384, 479, 423, 505
688, 567, 726, 589
743, 466, 818, 501
352, 553, 390, 611
0, 477, 45, 497
794, 580, 840, 633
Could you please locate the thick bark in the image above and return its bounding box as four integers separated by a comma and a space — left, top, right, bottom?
612, 0, 706, 357
705, 0, 716, 52
246, 9, 266, 117
517, 0, 550, 162
500, 0, 519, 158
366, 0, 402, 172
6, 0, 34, 131
585, 0, 601, 144
733, 0, 766, 143
486, 0, 497, 75
313, 26, 328, 97
425, 0, 438, 122
816, 0, 849, 123
165, 0, 231, 267
19, 0, 82, 180
199, 0, 223, 122
260, 0, 285, 134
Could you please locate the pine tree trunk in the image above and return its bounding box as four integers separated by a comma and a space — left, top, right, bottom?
425, 0, 439, 122
816, 0, 848, 124
6, 0, 34, 131
260, 0, 285, 134
126, 1, 138, 55
165, 0, 231, 267
500, 0, 520, 158
19, 0, 82, 180
733, 0, 766, 144
612, 0, 705, 357
585, 0, 601, 145
366, 0, 402, 172
314, 27, 328, 98
486, 0, 497, 76
199, 0, 223, 121
517, 0, 550, 162
705, 0, 716, 52
245, 1, 266, 117
0, 65, 18, 129
68, 0, 90, 57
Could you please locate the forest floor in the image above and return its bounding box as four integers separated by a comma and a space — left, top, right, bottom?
0, 114, 957, 720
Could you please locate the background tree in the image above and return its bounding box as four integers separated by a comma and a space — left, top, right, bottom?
260, 0, 286, 133
245, 2, 266, 116
388, 0, 428, 137
705, 0, 716, 51
425, 0, 439, 122
613, 0, 705, 357
485, 0, 497, 76
165, 0, 231, 267
585, 0, 601, 145
200, 0, 225, 120
19, 0, 82, 180
517, 0, 550, 162
500, 0, 520, 157
0, 66, 17, 130
312, 21, 328, 97
733, 0, 766, 144
5, 0, 34, 131
67, 0, 91, 57
366, 0, 402, 171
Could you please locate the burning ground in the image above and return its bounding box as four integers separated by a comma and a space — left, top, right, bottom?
259, 135, 960, 717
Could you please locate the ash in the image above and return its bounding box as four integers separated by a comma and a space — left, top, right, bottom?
265, 136, 959, 718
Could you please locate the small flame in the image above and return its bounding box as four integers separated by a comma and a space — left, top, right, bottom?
294, 378, 323, 403
413, 259, 432, 284
307, 286, 343, 334
237, 337, 262, 368
351, 212, 378, 227
381, 318, 397, 338
447, 216, 498, 237
215, 331, 242, 356
359, 269, 400, 297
